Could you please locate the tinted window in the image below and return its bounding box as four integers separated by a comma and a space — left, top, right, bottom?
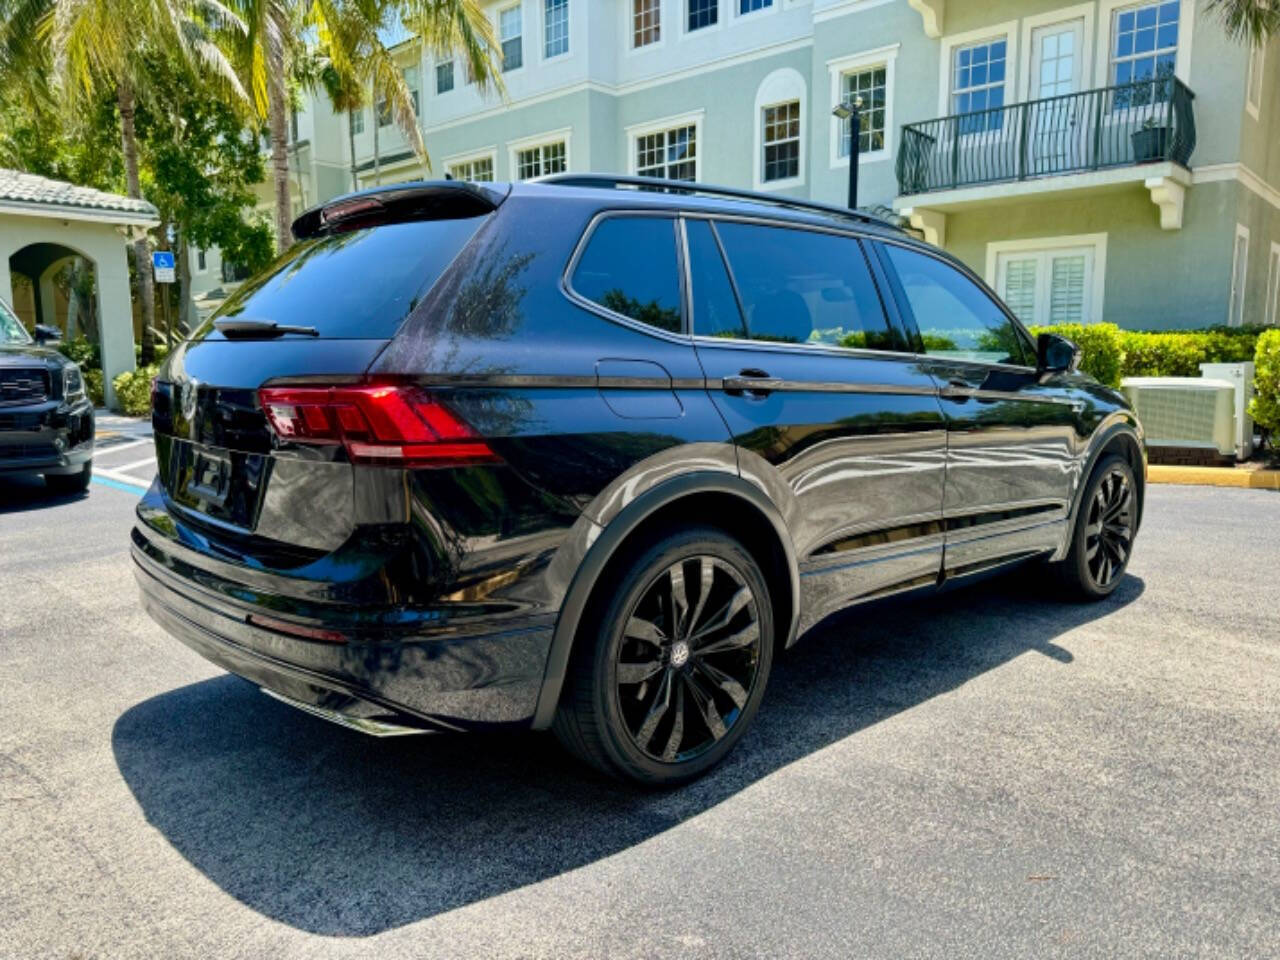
686, 220, 746, 339
572, 216, 683, 333
714, 222, 893, 349
883, 244, 1029, 366
212, 217, 485, 339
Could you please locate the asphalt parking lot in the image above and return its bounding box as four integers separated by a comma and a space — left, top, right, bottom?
1, 463, 1277, 959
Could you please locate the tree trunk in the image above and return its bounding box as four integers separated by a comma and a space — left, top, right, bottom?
348, 110, 358, 191
266, 47, 293, 254
372, 87, 382, 186
176, 230, 192, 342
118, 80, 155, 365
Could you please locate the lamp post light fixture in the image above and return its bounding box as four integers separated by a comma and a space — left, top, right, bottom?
831, 95, 864, 210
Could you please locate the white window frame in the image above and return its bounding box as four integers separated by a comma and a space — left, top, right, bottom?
938, 20, 1017, 118
542, 0, 570, 61
1016, 4, 1096, 102
753, 67, 806, 191
1229, 223, 1250, 327
507, 128, 572, 180
629, 0, 663, 51
1247, 45, 1264, 120
827, 44, 898, 170
1266, 241, 1280, 326
733, 0, 777, 22
350, 107, 364, 135
1094, 0, 1195, 87
444, 147, 498, 183
498, 3, 524, 74
626, 110, 705, 181
984, 233, 1109, 326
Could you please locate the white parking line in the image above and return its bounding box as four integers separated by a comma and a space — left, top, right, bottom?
94, 467, 151, 488
110, 456, 158, 475
94, 438, 152, 458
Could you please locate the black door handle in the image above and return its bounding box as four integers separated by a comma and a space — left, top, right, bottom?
723, 369, 781, 397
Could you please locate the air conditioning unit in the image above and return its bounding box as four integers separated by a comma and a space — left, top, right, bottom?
1198, 362, 1255, 460
1121, 377, 1237, 459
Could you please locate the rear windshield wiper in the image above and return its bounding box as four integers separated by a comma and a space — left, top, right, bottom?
215, 319, 320, 339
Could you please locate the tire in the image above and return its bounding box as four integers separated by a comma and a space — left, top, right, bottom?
1054, 453, 1138, 600
553, 525, 774, 786
45, 461, 92, 495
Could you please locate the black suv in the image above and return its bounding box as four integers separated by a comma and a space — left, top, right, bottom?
0, 298, 94, 493
134, 176, 1144, 785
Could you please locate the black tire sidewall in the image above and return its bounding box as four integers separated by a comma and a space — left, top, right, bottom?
588, 527, 774, 786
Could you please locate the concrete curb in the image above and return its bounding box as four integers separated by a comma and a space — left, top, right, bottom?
1148, 465, 1280, 490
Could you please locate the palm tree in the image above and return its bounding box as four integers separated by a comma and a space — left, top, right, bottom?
233, 0, 503, 255
1206, 0, 1279, 45
19, 0, 246, 362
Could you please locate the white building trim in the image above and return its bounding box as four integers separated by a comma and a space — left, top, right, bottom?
625, 109, 706, 180
1093, 0, 1196, 88
1016, 2, 1096, 103
506, 126, 574, 179
1193, 163, 1280, 212
1229, 222, 1250, 327
1246, 45, 1265, 120
827, 43, 899, 171
753, 66, 807, 191
984, 233, 1108, 325
937, 19, 1018, 117
1266, 241, 1280, 326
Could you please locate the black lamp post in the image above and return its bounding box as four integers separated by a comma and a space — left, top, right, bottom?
831, 95, 864, 210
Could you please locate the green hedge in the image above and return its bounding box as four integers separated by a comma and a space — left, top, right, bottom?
1030, 324, 1266, 388
112, 365, 159, 417
1249, 329, 1280, 436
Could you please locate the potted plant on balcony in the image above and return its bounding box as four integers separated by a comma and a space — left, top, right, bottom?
1132, 116, 1171, 163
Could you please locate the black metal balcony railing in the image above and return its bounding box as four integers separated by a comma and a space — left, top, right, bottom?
897, 77, 1196, 196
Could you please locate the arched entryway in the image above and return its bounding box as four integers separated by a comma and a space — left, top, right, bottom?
1, 169, 158, 408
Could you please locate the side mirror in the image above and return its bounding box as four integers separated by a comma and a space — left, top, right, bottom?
1037, 332, 1080, 376
33, 324, 62, 344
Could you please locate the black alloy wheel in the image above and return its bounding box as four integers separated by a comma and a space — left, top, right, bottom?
553, 526, 774, 785
615, 555, 763, 763
1084, 464, 1134, 589
1056, 453, 1138, 600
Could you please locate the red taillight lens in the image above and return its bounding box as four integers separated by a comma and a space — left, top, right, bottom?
258, 384, 499, 468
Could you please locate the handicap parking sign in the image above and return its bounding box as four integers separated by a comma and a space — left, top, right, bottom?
152, 250, 176, 283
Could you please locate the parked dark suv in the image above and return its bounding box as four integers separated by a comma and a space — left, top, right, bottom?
133, 176, 1144, 785
0, 298, 94, 493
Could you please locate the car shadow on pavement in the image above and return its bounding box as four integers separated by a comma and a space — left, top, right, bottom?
112, 571, 1143, 937
0, 475, 88, 513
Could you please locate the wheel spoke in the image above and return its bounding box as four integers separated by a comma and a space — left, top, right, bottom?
689, 586, 752, 642
694, 658, 748, 710
697, 619, 760, 656
684, 672, 727, 741
625, 615, 665, 646
661, 679, 686, 761
668, 562, 688, 640
617, 658, 664, 686
635, 669, 673, 748
686, 558, 715, 639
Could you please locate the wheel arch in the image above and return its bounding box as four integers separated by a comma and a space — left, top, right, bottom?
530, 472, 800, 730
1067, 416, 1146, 538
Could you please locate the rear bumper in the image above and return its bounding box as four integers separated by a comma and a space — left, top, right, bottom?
131, 511, 555, 732
0, 399, 94, 475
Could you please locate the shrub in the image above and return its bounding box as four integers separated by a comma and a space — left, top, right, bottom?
83, 368, 105, 407
1117, 331, 1204, 377
1249, 329, 1280, 439
1030, 323, 1125, 386
57, 336, 101, 369
111, 365, 158, 417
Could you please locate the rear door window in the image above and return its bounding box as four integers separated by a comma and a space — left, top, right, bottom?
711, 221, 896, 350
685, 219, 746, 339
571, 216, 683, 333
211, 216, 486, 339
880, 243, 1031, 366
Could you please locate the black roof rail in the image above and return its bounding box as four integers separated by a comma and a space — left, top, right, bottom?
537, 173, 898, 230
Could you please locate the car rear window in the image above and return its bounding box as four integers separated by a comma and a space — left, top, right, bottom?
210, 217, 486, 339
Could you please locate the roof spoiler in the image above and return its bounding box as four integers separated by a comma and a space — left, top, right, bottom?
291, 181, 510, 240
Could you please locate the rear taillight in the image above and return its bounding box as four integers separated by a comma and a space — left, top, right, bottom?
258, 383, 499, 468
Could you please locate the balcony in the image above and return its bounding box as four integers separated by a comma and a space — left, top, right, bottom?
893, 78, 1197, 241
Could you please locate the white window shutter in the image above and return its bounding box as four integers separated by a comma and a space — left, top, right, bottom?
1002, 257, 1038, 324
1049, 254, 1087, 324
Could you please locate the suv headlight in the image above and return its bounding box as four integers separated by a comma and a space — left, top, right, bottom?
63, 362, 85, 400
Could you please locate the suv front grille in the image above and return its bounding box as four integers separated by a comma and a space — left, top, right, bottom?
0, 368, 50, 405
